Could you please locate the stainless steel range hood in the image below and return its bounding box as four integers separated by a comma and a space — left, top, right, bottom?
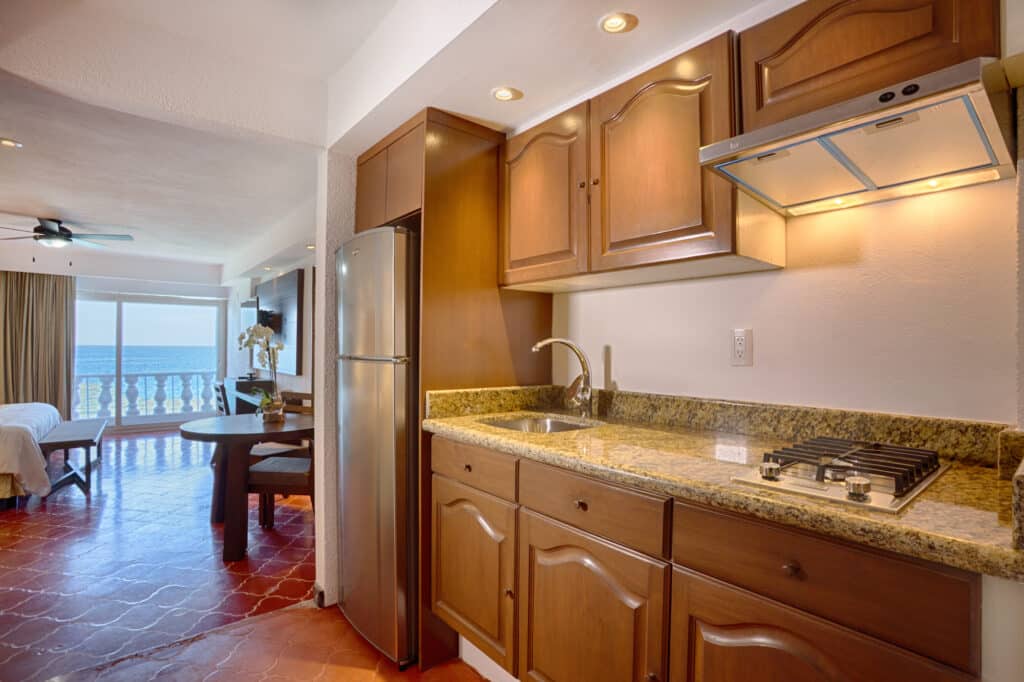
700, 58, 1016, 216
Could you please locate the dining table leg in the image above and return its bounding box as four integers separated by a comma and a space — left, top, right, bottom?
222, 441, 251, 562
210, 443, 226, 524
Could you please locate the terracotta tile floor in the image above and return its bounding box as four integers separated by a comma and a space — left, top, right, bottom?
0, 430, 315, 681
55, 603, 484, 681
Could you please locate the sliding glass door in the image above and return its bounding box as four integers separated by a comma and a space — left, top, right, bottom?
74, 294, 225, 426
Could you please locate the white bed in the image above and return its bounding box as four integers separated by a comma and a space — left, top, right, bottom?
0, 403, 60, 497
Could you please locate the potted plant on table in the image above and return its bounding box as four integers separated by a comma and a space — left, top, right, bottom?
238, 323, 286, 423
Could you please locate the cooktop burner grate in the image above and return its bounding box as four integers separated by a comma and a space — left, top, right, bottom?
732, 436, 949, 513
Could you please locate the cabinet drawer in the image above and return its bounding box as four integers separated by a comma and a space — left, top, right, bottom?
672, 503, 980, 674
431, 437, 517, 501
519, 459, 670, 558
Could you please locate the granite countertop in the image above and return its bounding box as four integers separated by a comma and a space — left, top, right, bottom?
423, 409, 1022, 580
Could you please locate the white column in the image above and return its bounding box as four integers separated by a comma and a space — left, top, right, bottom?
314, 148, 353, 605
97, 376, 114, 419
153, 375, 168, 415
201, 373, 214, 412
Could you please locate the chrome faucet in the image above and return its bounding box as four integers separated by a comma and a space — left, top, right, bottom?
532, 337, 592, 418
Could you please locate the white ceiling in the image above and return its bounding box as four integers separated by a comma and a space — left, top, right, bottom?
331, 0, 801, 154
0, 69, 319, 263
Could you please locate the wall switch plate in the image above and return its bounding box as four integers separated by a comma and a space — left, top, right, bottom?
731, 328, 753, 366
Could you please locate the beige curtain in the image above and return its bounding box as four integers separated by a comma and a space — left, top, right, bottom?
0, 271, 76, 418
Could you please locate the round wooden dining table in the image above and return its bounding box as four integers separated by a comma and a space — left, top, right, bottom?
180, 413, 315, 561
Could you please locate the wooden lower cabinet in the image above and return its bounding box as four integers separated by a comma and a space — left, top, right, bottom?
669, 567, 974, 682
518, 508, 669, 682
431, 475, 517, 673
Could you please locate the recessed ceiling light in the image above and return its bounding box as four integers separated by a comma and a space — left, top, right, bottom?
0, 138, 23, 149
306, 244, 315, 250
927, 179, 939, 188
833, 198, 844, 205
492, 86, 524, 102
599, 12, 638, 34
263, 266, 272, 271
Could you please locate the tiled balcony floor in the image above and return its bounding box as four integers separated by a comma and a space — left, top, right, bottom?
56, 603, 484, 681
0, 430, 315, 680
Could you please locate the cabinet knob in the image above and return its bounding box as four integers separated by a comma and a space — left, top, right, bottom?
505, 588, 514, 599
646, 674, 659, 681
573, 499, 589, 512
782, 561, 802, 578
577, 180, 586, 189
463, 463, 472, 473
591, 178, 600, 186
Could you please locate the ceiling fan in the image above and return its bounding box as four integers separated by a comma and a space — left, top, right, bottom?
0, 218, 134, 249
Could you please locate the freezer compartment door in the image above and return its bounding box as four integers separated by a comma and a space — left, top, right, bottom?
337, 357, 411, 663
337, 227, 411, 358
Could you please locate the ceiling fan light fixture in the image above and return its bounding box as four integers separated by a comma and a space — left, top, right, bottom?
0, 138, 23, 149
36, 234, 70, 248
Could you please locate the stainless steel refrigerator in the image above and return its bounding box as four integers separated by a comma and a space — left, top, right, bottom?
336, 226, 418, 665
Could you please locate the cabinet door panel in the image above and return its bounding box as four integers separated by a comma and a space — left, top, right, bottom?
670, 567, 973, 682
431, 475, 516, 673
589, 32, 735, 272
356, 150, 387, 232
739, 0, 1000, 131
518, 509, 668, 682
501, 102, 589, 285
386, 123, 425, 222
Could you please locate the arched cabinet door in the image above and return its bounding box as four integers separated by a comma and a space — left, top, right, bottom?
738, 0, 1000, 131
670, 567, 970, 682
589, 32, 736, 273
431, 475, 517, 674
517, 508, 669, 682
501, 102, 590, 285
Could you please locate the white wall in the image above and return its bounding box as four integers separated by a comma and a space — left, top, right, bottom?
554, 180, 1018, 423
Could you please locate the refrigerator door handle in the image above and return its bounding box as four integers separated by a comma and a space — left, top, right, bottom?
340, 354, 410, 364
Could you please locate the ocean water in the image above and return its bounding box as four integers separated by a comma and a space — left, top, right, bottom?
75, 345, 217, 376
74, 346, 218, 418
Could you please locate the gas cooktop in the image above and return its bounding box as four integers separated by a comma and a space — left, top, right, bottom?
732, 437, 949, 513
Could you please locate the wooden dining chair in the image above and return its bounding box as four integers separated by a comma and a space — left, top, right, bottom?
249, 455, 314, 529
215, 382, 230, 415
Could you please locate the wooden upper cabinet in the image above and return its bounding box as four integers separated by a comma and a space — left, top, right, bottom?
355, 122, 427, 233
518, 509, 669, 682
589, 32, 737, 273
386, 123, 425, 222
501, 102, 589, 285
432, 475, 517, 674
739, 0, 1001, 131
355, 150, 387, 232
670, 568, 971, 682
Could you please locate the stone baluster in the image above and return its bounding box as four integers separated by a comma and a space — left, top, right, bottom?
71, 377, 82, 420
200, 373, 214, 413
97, 376, 114, 418
180, 373, 195, 413
124, 375, 140, 416
153, 375, 168, 415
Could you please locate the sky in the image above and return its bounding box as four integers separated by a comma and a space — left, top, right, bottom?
76, 300, 218, 346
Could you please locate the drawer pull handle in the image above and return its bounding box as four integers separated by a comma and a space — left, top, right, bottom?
505, 588, 514, 599
782, 561, 802, 578
463, 464, 472, 473
573, 499, 589, 512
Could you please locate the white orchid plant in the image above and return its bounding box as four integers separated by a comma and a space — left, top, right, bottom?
238, 324, 285, 405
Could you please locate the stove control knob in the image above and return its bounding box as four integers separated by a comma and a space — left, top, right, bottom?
759, 461, 781, 481
846, 475, 872, 501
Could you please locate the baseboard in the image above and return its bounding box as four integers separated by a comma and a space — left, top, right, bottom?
459, 637, 517, 682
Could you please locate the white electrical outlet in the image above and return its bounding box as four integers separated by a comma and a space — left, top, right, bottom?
731, 328, 753, 366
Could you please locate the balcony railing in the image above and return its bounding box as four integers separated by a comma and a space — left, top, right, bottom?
73, 371, 217, 421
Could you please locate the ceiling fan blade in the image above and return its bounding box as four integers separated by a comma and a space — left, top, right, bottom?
0, 225, 31, 233
0, 236, 35, 240
72, 233, 133, 241
70, 237, 107, 250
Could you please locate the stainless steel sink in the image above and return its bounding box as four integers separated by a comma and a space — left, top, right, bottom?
487, 417, 593, 433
